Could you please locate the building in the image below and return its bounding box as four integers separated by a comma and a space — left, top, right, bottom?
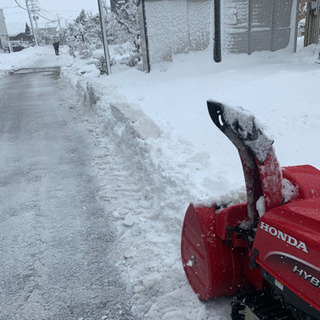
9, 32, 34, 43
0, 9, 10, 51
9, 28, 34, 51
38, 27, 58, 44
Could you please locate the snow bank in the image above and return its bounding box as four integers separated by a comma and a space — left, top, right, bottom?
0, 47, 38, 77
60, 71, 205, 319
0, 46, 74, 77
110, 102, 163, 140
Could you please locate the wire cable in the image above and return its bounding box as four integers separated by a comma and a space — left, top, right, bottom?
36, 10, 56, 22
13, 0, 27, 10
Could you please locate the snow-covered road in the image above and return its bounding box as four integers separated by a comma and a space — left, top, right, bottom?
0, 67, 133, 319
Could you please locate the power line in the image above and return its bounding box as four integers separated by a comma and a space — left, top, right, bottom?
37, 9, 56, 22
37, 8, 57, 17
13, 0, 27, 10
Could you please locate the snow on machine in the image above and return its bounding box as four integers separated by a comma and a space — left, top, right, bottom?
181, 101, 320, 320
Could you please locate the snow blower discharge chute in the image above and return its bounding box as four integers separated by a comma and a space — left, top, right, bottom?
181, 101, 320, 320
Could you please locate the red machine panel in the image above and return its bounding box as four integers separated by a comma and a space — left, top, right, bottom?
283, 165, 320, 200
181, 204, 249, 300
253, 198, 320, 312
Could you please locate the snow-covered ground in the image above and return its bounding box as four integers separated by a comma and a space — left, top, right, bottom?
1, 41, 320, 319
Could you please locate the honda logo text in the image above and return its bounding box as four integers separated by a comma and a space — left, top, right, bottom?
260, 222, 308, 253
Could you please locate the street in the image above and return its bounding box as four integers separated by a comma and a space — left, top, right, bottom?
0, 67, 133, 319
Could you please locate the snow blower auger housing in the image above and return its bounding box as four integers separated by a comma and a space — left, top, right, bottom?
181, 101, 320, 320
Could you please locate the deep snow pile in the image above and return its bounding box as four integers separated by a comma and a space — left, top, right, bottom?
1, 42, 320, 319
0, 47, 57, 77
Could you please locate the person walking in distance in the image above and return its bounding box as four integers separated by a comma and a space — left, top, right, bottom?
53, 41, 60, 55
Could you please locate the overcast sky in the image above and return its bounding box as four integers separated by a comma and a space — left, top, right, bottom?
2, 0, 103, 35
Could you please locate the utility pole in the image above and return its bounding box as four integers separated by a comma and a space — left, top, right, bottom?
25, 0, 39, 45
56, 14, 61, 31
137, 0, 150, 72
213, 0, 221, 62
97, 0, 111, 75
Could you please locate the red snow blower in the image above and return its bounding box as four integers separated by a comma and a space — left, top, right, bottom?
181, 101, 320, 320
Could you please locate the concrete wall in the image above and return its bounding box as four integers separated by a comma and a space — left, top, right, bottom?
144, 0, 211, 63
223, 0, 298, 54
141, 0, 298, 66
0, 9, 10, 49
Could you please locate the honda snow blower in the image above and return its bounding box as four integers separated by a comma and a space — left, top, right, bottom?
181, 101, 320, 320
